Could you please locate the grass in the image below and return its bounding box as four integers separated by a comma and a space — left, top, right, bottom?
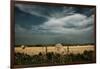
15, 50, 95, 65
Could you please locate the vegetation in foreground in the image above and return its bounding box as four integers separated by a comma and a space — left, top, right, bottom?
15, 50, 95, 65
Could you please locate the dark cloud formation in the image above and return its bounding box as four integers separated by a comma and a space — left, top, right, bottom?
15, 3, 95, 45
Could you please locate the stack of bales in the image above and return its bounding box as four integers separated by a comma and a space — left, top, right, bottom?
55, 43, 65, 54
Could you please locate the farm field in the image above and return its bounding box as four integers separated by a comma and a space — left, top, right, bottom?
14, 45, 95, 65
15, 45, 95, 56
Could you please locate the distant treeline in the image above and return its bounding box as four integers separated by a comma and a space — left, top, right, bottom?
15, 43, 94, 47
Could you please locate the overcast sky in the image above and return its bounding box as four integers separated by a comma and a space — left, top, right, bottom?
15, 3, 95, 45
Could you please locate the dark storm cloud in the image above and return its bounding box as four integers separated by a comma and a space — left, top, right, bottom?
15, 3, 95, 45
15, 6, 46, 30
74, 7, 95, 17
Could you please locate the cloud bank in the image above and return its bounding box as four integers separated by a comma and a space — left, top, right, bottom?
15, 3, 95, 45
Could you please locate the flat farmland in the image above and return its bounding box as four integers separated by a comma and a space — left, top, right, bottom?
15, 45, 95, 56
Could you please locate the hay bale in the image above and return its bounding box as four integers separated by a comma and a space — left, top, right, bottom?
21, 45, 26, 49
55, 43, 65, 54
